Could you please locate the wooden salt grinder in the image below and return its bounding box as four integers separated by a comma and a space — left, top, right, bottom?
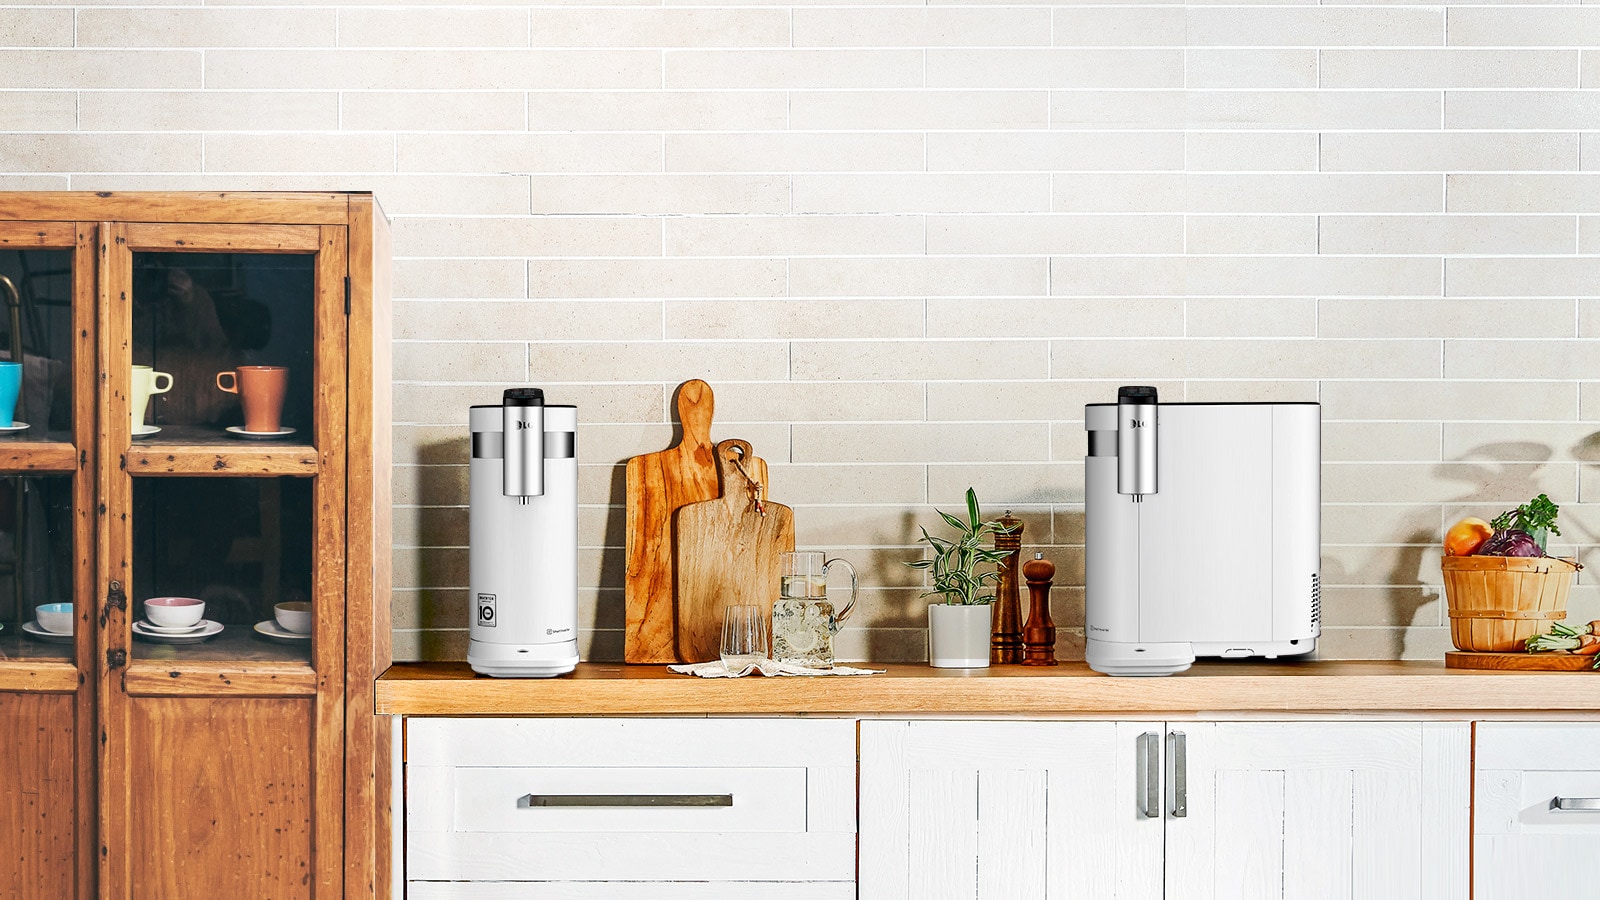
1022, 553, 1058, 666
991, 512, 1024, 664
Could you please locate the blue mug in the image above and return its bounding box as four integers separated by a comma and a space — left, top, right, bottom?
0, 361, 20, 428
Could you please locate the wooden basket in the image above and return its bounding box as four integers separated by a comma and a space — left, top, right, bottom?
1442, 555, 1580, 652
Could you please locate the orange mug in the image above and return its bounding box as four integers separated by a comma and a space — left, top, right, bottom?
216, 366, 288, 433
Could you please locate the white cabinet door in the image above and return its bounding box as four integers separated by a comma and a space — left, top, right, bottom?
1474, 723, 1600, 900
1165, 722, 1469, 900
860, 720, 1164, 900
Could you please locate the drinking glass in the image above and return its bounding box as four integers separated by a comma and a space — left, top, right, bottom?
720, 605, 769, 671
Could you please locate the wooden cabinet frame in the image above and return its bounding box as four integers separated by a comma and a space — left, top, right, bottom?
0, 192, 391, 900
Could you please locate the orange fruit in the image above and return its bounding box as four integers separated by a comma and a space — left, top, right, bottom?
1444, 517, 1494, 557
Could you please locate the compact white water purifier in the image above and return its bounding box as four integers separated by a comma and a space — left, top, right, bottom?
1084, 386, 1321, 676
467, 388, 580, 677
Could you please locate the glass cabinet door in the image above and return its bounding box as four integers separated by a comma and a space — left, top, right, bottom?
0, 232, 88, 663
103, 225, 345, 668
0, 220, 96, 900
98, 221, 347, 899
124, 245, 322, 664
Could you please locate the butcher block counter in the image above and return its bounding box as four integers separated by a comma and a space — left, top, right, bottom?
375, 659, 1600, 716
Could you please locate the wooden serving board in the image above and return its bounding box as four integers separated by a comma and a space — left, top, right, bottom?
674, 439, 794, 664
1446, 651, 1596, 671
624, 381, 767, 663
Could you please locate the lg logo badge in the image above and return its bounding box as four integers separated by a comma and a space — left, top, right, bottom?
476, 593, 497, 627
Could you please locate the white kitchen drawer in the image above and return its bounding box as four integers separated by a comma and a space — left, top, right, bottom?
407, 883, 856, 900
445, 766, 808, 833
1475, 723, 1600, 900
405, 718, 856, 887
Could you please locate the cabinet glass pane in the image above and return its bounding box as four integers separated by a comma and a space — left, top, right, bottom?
130, 477, 313, 663
0, 476, 75, 662
130, 252, 314, 438
0, 248, 75, 439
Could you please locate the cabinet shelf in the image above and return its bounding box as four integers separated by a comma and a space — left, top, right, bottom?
127, 426, 318, 476
130, 625, 313, 665
125, 655, 317, 697
0, 441, 78, 473
0, 653, 76, 691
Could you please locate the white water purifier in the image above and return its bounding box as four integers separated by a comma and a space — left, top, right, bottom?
467, 388, 580, 677
1084, 386, 1321, 676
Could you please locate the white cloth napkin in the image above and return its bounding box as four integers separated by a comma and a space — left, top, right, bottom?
669, 660, 885, 678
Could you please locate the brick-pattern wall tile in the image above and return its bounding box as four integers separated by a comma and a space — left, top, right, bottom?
9, 1, 1594, 664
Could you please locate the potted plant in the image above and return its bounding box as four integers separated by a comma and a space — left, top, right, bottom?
907, 488, 1015, 668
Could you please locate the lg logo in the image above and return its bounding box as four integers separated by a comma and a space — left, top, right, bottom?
1130, 419, 1148, 428
514, 421, 535, 429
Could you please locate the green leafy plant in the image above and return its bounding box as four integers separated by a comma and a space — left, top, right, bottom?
905, 488, 1016, 606
1490, 493, 1561, 553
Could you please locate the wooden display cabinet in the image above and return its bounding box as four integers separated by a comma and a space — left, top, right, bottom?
0, 192, 391, 899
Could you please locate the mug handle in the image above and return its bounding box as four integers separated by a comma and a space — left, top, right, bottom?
216, 371, 237, 394
150, 372, 173, 395
823, 557, 859, 625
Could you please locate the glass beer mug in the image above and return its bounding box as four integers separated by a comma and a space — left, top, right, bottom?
771, 551, 858, 669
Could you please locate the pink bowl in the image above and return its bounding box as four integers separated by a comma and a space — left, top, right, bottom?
145, 596, 205, 629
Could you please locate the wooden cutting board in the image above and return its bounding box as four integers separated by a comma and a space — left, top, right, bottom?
624, 381, 768, 663
1446, 651, 1596, 671
674, 439, 795, 664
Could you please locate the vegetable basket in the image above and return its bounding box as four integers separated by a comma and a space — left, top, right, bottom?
1442, 555, 1580, 652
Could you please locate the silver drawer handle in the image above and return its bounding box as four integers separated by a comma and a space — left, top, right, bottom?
1549, 796, 1600, 811
1136, 732, 1160, 819
1166, 731, 1187, 819
520, 793, 733, 808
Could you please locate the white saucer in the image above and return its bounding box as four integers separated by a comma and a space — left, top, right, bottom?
226, 426, 295, 440
21, 621, 72, 643
133, 619, 222, 644
254, 620, 311, 643
0, 422, 29, 434
132, 425, 160, 439
138, 618, 206, 635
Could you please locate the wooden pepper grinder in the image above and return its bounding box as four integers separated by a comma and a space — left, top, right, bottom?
1022, 552, 1057, 666
990, 512, 1024, 664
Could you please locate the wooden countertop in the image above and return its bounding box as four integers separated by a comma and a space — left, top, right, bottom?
376, 660, 1600, 717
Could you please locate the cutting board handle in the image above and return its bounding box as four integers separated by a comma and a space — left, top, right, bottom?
713, 439, 758, 505
675, 379, 714, 449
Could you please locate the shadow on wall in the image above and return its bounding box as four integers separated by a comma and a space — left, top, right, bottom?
596, 463, 629, 640
400, 433, 472, 657
1572, 433, 1600, 581
1401, 440, 1560, 658
866, 510, 928, 662
595, 383, 692, 654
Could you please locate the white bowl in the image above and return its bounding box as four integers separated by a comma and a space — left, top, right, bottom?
145, 597, 205, 629
35, 603, 73, 635
274, 601, 312, 635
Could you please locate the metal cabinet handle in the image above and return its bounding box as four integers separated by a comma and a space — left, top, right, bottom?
1550, 796, 1600, 811
1136, 732, 1160, 819
1166, 731, 1187, 818
520, 793, 733, 808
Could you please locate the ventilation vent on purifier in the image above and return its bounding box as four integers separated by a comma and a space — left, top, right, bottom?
1310, 572, 1321, 629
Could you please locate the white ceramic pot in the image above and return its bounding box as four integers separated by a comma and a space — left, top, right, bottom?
928, 603, 992, 668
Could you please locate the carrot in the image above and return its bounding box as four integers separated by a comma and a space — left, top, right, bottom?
1575, 635, 1600, 656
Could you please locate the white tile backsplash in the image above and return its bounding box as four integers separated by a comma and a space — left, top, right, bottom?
11, 1, 1597, 664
